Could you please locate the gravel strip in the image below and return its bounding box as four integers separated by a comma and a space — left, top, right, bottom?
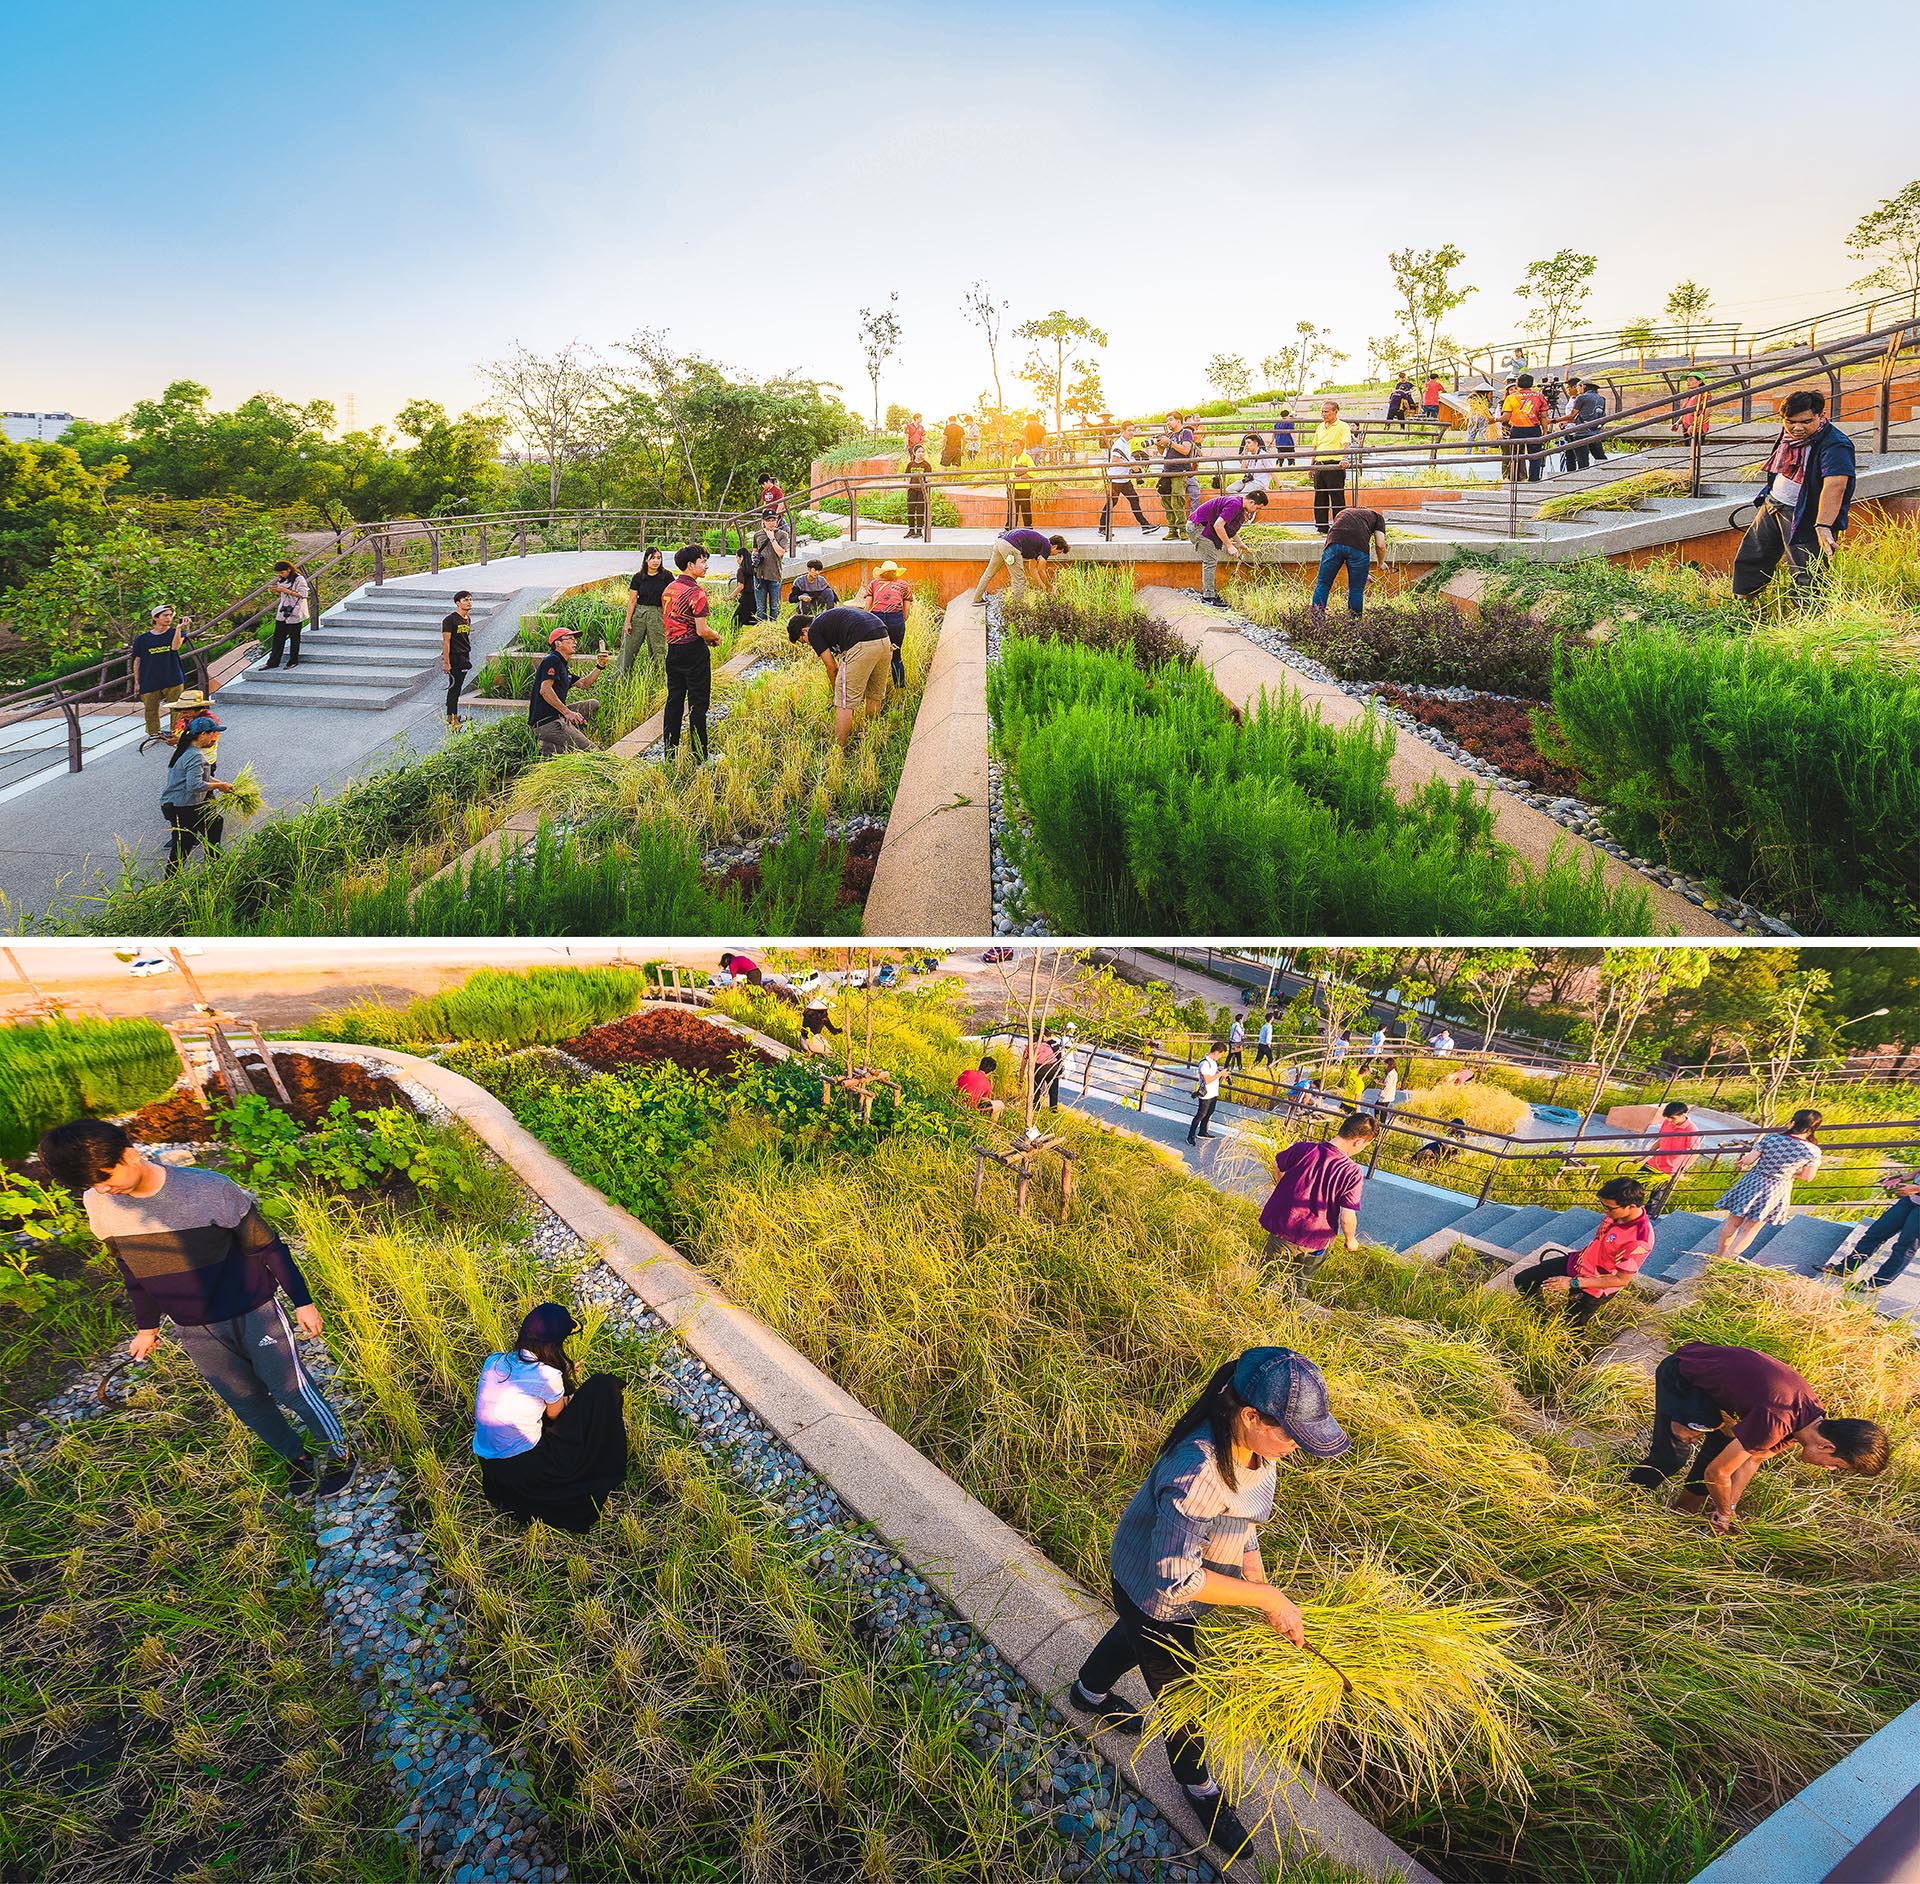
1221, 607, 1796, 936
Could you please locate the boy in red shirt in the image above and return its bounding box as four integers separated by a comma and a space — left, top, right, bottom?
1639, 1101, 1698, 1219
1512, 1176, 1653, 1325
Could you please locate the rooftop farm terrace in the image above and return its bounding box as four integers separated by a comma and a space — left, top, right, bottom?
9, 969, 1909, 1883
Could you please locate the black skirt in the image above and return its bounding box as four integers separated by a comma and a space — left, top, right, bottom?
478, 1372, 629, 1533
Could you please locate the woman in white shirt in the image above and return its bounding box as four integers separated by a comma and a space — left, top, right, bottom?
473, 1302, 627, 1532
1232, 430, 1272, 496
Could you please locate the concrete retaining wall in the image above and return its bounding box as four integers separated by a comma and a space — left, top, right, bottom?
282, 1037, 1432, 1884
862, 595, 993, 936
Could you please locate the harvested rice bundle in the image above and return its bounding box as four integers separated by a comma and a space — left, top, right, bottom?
224, 762, 266, 820
1155, 1558, 1537, 1806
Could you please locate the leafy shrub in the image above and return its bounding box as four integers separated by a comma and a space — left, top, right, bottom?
0, 1169, 102, 1313
1249, 592, 1573, 699
1548, 627, 1920, 929
989, 637, 1650, 935
0, 1017, 182, 1159
213, 1095, 500, 1209
1003, 568, 1188, 673
315, 965, 649, 1050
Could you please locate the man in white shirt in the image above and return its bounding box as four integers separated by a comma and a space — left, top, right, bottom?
1431, 1027, 1455, 1056
1188, 1049, 1224, 1144
1102, 430, 1151, 534
1255, 1015, 1276, 1065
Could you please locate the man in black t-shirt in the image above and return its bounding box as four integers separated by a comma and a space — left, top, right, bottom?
792, 604, 892, 747
133, 602, 189, 745
440, 589, 473, 730
529, 624, 608, 755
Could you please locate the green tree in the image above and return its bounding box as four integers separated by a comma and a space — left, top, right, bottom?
1817, 951, 1920, 1053
1064, 362, 1108, 424
857, 294, 904, 431
390, 400, 509, 516
1387, 244, 1476, 372
1514, 249, 1597, 369
1205, 353, 1252, 403
1846, 179, 1920, 317
1571, 949, 1712, 1128
1618, 315, 1659, 363
478, 341, 610, 519
1456, 949, 1538, 1050
1014, 310, 1110, 435
1663, 280, 1714, 349
960, 281, 1009, 413
0, 437, 119, 590
1261, 320, 1345, 399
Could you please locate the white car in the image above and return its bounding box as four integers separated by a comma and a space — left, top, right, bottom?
785, 969, 822, 993
845, 969, 868, 989
129, 956, 172, 978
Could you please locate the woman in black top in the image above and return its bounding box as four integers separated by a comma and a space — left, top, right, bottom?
733, 548, 758, 627
621, 549, 671, 674
905, 451, 932, 539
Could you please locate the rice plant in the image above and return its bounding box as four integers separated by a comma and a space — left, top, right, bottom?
311, 964, 650, 1050
0, 1016, 181, 1158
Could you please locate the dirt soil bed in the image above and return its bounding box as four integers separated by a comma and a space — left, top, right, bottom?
1373, 684, 1584, 795
560, 1008, 776, 1079
120, 1050, 414, 1141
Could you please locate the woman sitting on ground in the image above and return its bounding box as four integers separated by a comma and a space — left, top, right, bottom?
472, 1303, 627, 1533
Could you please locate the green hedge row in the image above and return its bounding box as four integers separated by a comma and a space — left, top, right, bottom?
0, 1018, 181, 1159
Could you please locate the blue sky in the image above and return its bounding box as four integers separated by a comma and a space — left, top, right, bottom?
7, 0, 1917, 431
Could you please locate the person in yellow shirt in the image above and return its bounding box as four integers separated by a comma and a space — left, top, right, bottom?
1011, 446, 1037, 529
1310, 400, 1352, 534
1500, 374, 1548, 483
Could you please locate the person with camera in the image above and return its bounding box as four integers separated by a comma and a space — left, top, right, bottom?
528, 623, 609, 757
262, 560, 309, 669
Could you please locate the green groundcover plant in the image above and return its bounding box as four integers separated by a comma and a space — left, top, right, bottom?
989, 635, 1651, 936
315, 965, 650, 1050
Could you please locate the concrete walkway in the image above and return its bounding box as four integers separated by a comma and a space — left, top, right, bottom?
1139, 587, 1731, 938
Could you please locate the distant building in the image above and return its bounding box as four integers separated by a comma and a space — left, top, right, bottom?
3, 411, 78, 444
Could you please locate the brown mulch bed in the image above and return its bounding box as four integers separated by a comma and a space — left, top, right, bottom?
1372, 685, 1584, 795
559, 1008, 776, 1080
120, 1050, 413, 1141
714, 824, 885, 910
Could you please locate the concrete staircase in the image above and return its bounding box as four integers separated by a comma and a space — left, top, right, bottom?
220, 585, 513, 712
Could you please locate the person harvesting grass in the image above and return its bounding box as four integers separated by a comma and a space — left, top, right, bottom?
1627, 1341, 1890, 1533
38, 1116, 356, 1499
1067, 1346, 1350, 1865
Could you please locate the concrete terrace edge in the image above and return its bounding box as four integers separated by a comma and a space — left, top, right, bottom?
280, 1036, 1433, 1884
1137, 586, 1730, 938
861, 595, 993, 937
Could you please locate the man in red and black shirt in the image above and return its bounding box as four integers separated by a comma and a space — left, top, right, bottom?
40, 1117, 355, 1499
662, 545, 721, 759
1511, 1176, 1653, 1325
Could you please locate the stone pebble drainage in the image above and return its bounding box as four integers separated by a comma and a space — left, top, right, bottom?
983, 596, 1055, 939
701, 809, 887, 882
1223, 608, 1796, 937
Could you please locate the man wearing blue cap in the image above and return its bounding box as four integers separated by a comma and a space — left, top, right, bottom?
1068, 1346, 1349, 1863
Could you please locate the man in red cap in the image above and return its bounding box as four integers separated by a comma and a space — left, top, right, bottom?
529, 623, 608, 756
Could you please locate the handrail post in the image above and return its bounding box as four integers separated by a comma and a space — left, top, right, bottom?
517, 519, 528, 558
429, 525, 441, 575
480, 524, 490, 566
847, 478, 858, 543
54, 687, 82, 773
373, 535, 385, 587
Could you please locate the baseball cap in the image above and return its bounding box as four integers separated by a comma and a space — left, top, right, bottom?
1233, 1347, 1349, 1458
185, 714, 225, 735
515, 1302, 577, 1348
150, 602, 173, 618
548, 625, 579, 646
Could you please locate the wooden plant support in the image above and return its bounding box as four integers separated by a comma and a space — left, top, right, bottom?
971, 1134, 1077, 1221
163, 948, 293, 1109
645, 963, 710, 1006
820, 1067, 902, 1125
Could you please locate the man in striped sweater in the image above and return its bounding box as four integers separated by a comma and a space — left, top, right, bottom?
40, 1117, 355, 1499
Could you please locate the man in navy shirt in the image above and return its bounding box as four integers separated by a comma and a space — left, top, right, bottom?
133, 602, 189, 744
1732, 389, 1857, 600
528, 624, 608, 755
970, 528, 1070, 607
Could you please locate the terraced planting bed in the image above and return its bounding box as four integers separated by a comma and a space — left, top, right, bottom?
0, 1023, 1210, 1884
983, 567, 1651, 938
56, 584, 940, 940
285, 967, 1920, 1884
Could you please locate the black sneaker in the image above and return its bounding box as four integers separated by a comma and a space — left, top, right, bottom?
1199, 595, 1230, 610
316, 1455, 358, 1499
1067, 1679, 1143, 1736
1186, 1786, 1257, 1865
284, 1455, 321, 1499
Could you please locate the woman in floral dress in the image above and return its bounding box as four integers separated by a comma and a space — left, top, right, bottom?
1714, 1109, 1822, 1259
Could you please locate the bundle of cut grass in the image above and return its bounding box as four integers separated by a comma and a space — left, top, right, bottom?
224, 762, 265, 820
1154, 1559, 1536, 1807
1534, 468, 1689, 521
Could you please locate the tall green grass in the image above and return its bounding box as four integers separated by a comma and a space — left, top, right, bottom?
311, 965, 649, 1050
990, 636, 1652, 935
1548, 627, 1920, 930
0, 1017, 181, 1158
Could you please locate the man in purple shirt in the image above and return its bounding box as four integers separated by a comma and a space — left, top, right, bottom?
1186, 488, 1268, 606
971, 527, 1070, 607
1258, 1111, 1377, 1279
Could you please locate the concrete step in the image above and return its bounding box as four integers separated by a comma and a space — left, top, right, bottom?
1443, 1203, 1520, 1242
1477, 1205, 1561, 1255
1508, 1207, 1603, 1256
1739, 1215, 1854, 1275
218, 678, 420, 712
1641, 1211, 1719, 1282
1355, 1183, 1473, 1252
267, 643, 427, 670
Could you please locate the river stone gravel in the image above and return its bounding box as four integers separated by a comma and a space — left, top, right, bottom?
983, 596, 1054, 939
